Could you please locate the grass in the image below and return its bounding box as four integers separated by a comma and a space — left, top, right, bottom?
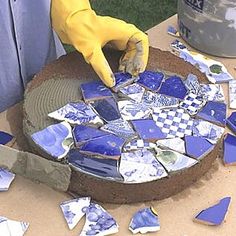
64, 0, 177, 52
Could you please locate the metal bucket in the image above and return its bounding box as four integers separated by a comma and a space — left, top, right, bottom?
178, 0, 236, 57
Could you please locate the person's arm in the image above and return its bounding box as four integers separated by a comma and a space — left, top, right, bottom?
51, 0, 149, 87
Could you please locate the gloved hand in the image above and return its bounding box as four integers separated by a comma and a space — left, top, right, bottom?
51, 0, 149, 87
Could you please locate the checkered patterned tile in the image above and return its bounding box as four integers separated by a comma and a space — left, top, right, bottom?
152, 108, 193, 138
180, 93, 206, 115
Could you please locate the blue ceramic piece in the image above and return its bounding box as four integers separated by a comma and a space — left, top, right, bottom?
119, 83, 145, 102
0, 131, 14, 146
131, 119, 166, 141
60, 197, 91, 230
159, 75, 188, 100
91, 98, 121, 122
167, 25, 179, 37
223, 133, 236, 166
80, 80, 113, 101
68, 150, 123, 180
31, 122, 74, 160
200, 84, 225, 102
0, 168, 15, 191
226, 112, 236, 134
171, 39, 187, 51
183, 74, 201, 94
129, 207, 160, 234
185, 136, 214, 159
229, 80, 236, 109
80, 134, 125, 159
73, 125, 109, 146
81, 203, 119, 236
156, 138, 186, 154
137, 70, 164, 91
194, 197, 231, 226
113, 72, 134, 92
101, 119, 136, 140
123, 139, 156, 151
197, 101, 226, 127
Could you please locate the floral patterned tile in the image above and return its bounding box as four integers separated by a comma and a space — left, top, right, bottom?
118, 100, 151, 121
156, 138, 186, 154
48, 102, 103, 126
80, 81, 113, 102
112, 72, 135, 92
0, 168, 15, 191
31, 122, 74, 160
81, 203, 119, 236
60, 197, 91, 230
129, 207, 160, 234
229, 80, 236, 109
119, 150, 168, 183
123, 139, 156, 152
183, 74, 201, 95
199, 84, 225, 102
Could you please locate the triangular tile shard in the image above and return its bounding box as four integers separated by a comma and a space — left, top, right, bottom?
156, 138, 186, 154
112, 72, 135, 92
0, 168, 15, 191
223, 133, 236, 166
194, 197, 231, 226
129, 207, 160, 234
226, 112, 236, 134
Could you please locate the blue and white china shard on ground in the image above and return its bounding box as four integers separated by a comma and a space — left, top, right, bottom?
227, 112, 236, 134
113, 72, 134, 92
0, 131, 14, 146
48, 102, 103, 125
223, 133, 236, 166
119, 150, 167, 183
0, 168, 15, 191
31, 121, 74, 160
129, 207, 160, 234
200, 84, 225, 102
80, 203, 119, 236
229, 80, 236, 109
60, 197, 91, 230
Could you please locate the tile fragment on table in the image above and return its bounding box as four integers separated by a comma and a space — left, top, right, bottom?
194, 197, 231, 226
183, 74, 201, 94
119, 83, 145, 103
192, 119, 224, 144
118, 100, 151, 121
123, 139, 156, 151
223, 133, 236, 166
179, 92, 206, 116
167, 25, 179, 37
119, 150, 167, 183
0, 131, 14, 146
226, 112, 236, 134
129, 207, 160, 234
196, 101, 226, 127
31, 122, 74, 160
80, 80, 113, 102
229, 80, 236, 109
60, 197, 91, 230
185, 136, 214, 160
136, 70, 164, 91
48, 102, 103, 125
0, 168, 15, 191
80, 203, 119, 236
112, 72, 135, 92
131, 119, 166, 141
80, 134, 125, 159
155, 148, 198, 172
68, 150, 123, 180
156, 137, 185, 154
159, 75, 187, 100
200, 84, 225, 102
90, 98, 121, 123
152, 108, 193, 138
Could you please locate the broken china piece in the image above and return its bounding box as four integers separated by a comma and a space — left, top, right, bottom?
194, 197, 231, 226
60, 197, 91, 230
73, 125, 109, 147
100, 119, 136, 140
68, 150, 123, 180
118, 100, 151, 121
223, 133, 236, 166
155, 148, 198, 172
152, 108, 193, 138
196, 101, 226, 127
90, 98, 121, 123
123, 139, 156, 152
119, 83, 145, 103
0, 168, 15, 191
131, 119, 166, 141
167, 25, 179, 37
200, 84, 225, 102
119, 150, 167, 183
0, 131, 14, 146
80, 80, 113, 102
129, 207, 160, 234
183, 74, 201, 95
158, 75, 187, 100
31, 122, 74, 160
48, 102, 103, 125
80, 203, 119, 236
136, 70, 164, 91
80, 134, 125, 159
185, 136, 214, 160
192, 119, 224, 144
112, 72, 135, 92
156, 137, 186, 154
229, 80, 236, 109
226, 112, 236, 134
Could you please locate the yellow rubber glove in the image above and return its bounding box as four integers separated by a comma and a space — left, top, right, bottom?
51, 0, 149, 87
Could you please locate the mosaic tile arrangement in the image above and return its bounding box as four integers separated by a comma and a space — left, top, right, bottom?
30, 71, 226, 184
